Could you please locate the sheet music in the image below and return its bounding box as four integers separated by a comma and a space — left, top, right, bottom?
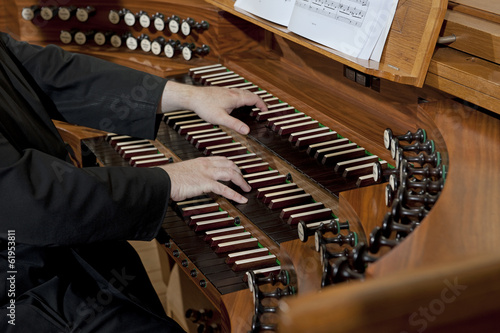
234, 0, 398, 66
294, 0, 369, 27
234, 0, 295, 27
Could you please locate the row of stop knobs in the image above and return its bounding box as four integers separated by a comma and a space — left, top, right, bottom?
22, 5, 208, 37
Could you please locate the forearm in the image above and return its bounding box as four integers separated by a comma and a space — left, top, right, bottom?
0, 149, 170, 246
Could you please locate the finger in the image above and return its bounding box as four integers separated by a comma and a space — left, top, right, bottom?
217, 113, 250, 135
211, 181, 248, 204
208, 157, 251, 192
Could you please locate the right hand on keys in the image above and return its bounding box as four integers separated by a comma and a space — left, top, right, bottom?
158, 156, 251, 204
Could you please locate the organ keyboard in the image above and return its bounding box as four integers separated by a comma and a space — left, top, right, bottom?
3, 0, 500, 332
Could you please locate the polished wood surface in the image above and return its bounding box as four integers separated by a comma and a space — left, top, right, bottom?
427, 0, 500, 114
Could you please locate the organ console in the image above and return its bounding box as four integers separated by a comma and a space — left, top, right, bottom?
2, 0, 500, 332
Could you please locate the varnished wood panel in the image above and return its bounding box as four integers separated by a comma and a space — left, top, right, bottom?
426, 46, 500, 115
450, 0, 500, 23
441, 9, 500, 64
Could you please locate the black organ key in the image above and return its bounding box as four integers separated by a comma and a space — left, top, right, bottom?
307, 137, 349, 156
122, 147, 158, 159
227, 152, 258, 162
181, 203, 220, 217
215, 237, 259, 253
133, 157, 171, 167
200, 71, 235, 84
243, 170, 279, 182
204, 225, 245, 241
254, 105, 294, 119
173, 119, 205, 131
186, 127, 223, 141
239, 162, 270, 174
262, 188, 305, 204
278, 120, 319, 136
189, 64, 226, 78
293, 129, 336, 147
268, 193, 313, 210
209, 231, 252, 247
334, 155, 379, 173
189, 211, 229, 226
288, 208, 333, 225
228, 82, 256, 90
190, 131, 227, 145
232, 254, 277, 272
194, 217, 237, 232
321, 147, 366, 166
280, 202, 325, 220
195, 136, 233, 150
163, 110, 195, 123
271, 116, 312, 132
313, 141, 355, 160
256, 183, 298, 199
343, 160, 386, 178
266, 112, 305, 128
225, 247, 270, 265
210, 146, 248, 157
208, 75, 245, 87
234, 157, 263, 168
178, 123, 214, 135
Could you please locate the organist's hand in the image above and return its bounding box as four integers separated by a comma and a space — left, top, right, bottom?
158, 156, 251, 204
159, 81, 267, 135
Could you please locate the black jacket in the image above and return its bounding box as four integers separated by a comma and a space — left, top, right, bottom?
0, 32, 183, 332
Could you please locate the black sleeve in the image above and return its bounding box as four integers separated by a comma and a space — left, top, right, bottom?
0, 131, 171, 247
1, 32, 167, 139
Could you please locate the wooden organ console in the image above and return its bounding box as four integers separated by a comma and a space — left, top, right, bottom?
2, 0, 500, 332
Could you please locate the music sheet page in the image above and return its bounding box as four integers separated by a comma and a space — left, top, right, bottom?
234, 0, 399, 66
288, 0, 398, 62
234, 0, 295, 27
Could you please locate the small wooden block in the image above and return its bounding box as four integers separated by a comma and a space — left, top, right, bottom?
189, 211, 229, 226
314, 142, 358, 160
278, 120, 319, 136
257, 183, 298, 199
204, 226, 245, 241
322, 147, 366, 166
280, 202, 325, 220
194, 217, 236, 232
225, 247, 270, 265
215, 238, 259, 253
243, 170, 279, 182
232, 254, 277, 272
247, 175, 287, 189
307, 138, 349, 156
181, 203, 220, 217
